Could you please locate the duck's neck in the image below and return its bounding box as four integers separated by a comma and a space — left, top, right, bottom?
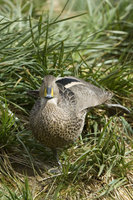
47, 98, 58, 105
41, 97, 58, 108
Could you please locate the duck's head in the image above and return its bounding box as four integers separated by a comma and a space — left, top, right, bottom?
40, 75, 59, 100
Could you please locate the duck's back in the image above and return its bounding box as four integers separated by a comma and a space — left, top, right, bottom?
56, 76, 112, 113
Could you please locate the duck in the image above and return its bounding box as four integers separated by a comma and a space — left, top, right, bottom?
29, 75, 114, 166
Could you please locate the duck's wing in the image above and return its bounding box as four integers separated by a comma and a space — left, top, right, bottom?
56, 76, 113, 112
56, 82, 77, 111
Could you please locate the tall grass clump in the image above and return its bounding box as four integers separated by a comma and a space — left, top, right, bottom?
0, 0, 132, 199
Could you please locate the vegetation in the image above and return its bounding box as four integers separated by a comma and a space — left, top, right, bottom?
0, 0, 133, 199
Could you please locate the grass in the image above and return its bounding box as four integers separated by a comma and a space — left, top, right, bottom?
0, 0, 133, 199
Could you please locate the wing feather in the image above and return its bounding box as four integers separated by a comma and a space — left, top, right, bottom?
56, 76, 113, 112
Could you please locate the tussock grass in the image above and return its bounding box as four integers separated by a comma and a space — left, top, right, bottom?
0, 0, 133, 199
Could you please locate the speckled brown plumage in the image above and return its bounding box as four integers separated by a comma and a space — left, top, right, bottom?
30, 75, 112, 150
